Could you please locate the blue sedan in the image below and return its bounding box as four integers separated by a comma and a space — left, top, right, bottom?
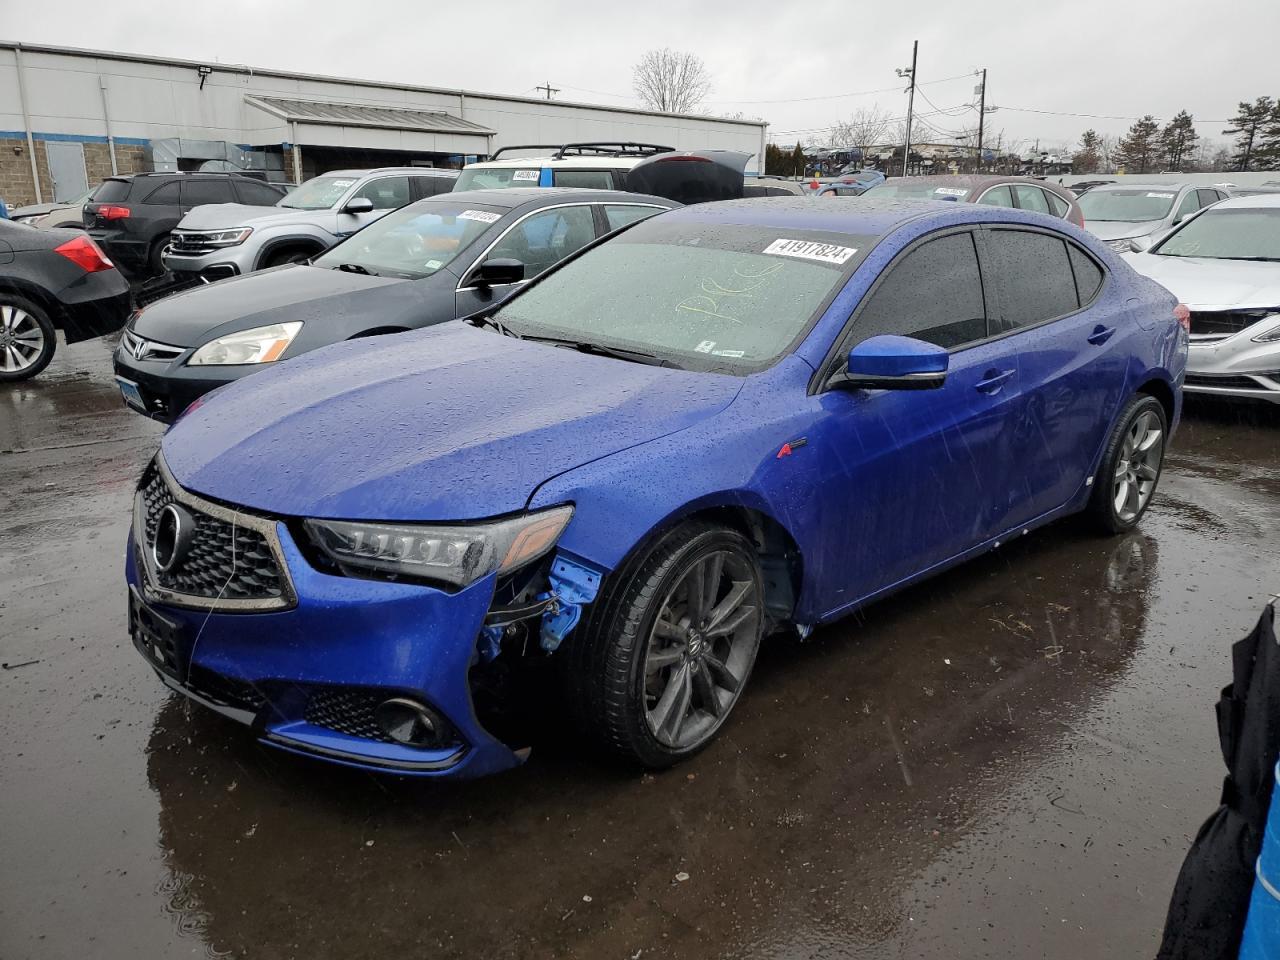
124, 197, 1187, 777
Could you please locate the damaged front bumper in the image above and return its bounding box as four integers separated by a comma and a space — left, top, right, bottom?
125, 520, 601, 778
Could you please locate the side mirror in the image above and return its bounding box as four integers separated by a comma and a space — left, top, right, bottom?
832, 335, 949, 391
1128, 235, 1154, 253
475, 258, 525, 288
342, 197, 375, 214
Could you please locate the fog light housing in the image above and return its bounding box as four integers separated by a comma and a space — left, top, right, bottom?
375, 698, 444, 748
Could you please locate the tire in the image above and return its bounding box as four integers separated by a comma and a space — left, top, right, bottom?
0, 294, 57, 382
262, 247, 315, 269
148, 236, 169, 276
563, 522, 765, 768
1087, 394, 1169, 534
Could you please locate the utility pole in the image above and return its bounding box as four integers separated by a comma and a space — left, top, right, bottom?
975, 68, 987, 172
897, 40, 918, 178
535, 81, 560, 101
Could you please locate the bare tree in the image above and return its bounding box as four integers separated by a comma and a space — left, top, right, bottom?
830, 105, 894, 163
632, 49, 712, 114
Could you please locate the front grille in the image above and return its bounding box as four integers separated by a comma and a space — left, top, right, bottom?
1185, 373, 1278, 391
1188, 310, 1271, 341
137, 461, 289, 606
185, 665, 268, 713
121, 329, 184, 362
168, 230, 219, 255
304, 688, 394, 742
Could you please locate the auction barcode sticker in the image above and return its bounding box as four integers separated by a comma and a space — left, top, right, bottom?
934, 187, 970, 197
458, 209, 502, 223
763, 238, 858, 265
1146, 192, 1175, 198
512, 170, 540, 181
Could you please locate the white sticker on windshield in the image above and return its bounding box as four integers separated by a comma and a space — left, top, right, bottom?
458, 209, 502, 223
763, 238, 858, 265
512, 170, 540, 181
330, 179, 355, 188
695, 340, 716, 353
712, 348, 745, 358
425, 259, 443, 269
1146, 192, 1175, 199
934, 187, 970, 197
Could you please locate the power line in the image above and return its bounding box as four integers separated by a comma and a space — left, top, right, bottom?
703, 71, 974, 106
995, 104, 1232, 124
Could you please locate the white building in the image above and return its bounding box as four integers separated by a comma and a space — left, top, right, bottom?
0, 41, 768, 206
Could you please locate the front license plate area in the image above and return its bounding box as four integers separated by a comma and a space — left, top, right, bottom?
115, 376, 146, 412
129, 586, 188, 682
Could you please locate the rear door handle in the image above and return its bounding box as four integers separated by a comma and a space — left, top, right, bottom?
975, 368, 1015, 394
1087, 324, 1116, 345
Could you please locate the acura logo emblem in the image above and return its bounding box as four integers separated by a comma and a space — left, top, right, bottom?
153, 503, 195, 573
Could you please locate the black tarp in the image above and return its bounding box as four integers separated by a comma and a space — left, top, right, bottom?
1158, 602, 1280, 959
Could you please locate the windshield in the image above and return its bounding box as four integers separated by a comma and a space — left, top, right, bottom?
1153, 207, 1280, 261
313, 202, 501, 279
493, 220, 873, 372
865, 181, 970, 200
1078, 188, 1177, 222
454, 167, 542, 191
279, 176, 358, 210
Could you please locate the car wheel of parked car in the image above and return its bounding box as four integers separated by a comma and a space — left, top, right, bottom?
148, 237, 169, 276
1089, 394, 1168, 534
567, 522, 765, 767
0, 294, 57, 381
263, 247, 315, 269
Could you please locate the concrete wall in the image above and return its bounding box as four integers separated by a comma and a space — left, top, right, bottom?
0, 42, 768, 207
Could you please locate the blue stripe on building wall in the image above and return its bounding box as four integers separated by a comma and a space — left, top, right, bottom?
0, 130, 151, 146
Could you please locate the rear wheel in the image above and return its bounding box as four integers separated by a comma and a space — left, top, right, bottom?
148, 236, 170, 276
565, 523, 764, 768
1088, 394, 1168, 533
0, 295, 56, 381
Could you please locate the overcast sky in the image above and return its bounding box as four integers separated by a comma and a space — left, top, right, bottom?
3, 0, 1277, 155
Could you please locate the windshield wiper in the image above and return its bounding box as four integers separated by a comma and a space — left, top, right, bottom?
466, 314, 522, 338
1223, 256, 1280, 262
335, 262, 377, 276
521, 334, 671, 367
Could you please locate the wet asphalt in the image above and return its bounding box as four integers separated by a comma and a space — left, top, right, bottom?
1, 334, 1278, 960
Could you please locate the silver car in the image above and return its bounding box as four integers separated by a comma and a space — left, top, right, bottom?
1079, 183, 1230, 253
162, 167, 458, 280
1124, 194, 1280, 404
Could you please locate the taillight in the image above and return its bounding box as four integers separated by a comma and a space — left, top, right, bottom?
1174, 303, 1191, 332
97, 205, 131, 220
54, 235, 115, 273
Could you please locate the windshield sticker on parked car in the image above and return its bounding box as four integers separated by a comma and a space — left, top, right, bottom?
762, 238, 857, 265
1146, 192, 1175, 199
934, 187, 970, 197
712, 348, 746, 358
458, 210, 502, 223
695, 340, 717, 353
330, 179, 355, 188
512, 170, 540, 182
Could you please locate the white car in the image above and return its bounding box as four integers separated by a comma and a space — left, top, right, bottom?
1124, 194, 1280, 404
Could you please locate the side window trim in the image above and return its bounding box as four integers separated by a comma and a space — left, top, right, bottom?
456, 202, 600, 291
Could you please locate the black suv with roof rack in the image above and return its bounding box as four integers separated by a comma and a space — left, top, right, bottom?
84, 172, 287, 277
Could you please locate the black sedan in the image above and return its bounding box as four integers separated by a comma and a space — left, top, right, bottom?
0, 221, 132, 381
113, 188, 678, 420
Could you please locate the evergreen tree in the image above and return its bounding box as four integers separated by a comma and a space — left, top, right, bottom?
1072, 129, 1102, 173
1160, 111, 1199, 171
790, 143, 807, 178
1222, 97, 1275, 171
1113, 116, 1161, 174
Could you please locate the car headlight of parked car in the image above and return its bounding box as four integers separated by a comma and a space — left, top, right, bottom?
1252, 313, 1280, 343
1107, 237, 1143, 253
187, 322, 302, 365
200, 227, 254, 247
303, 506, 575, 588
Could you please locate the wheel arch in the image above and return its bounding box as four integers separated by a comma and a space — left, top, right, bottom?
1135, 375, 1175, 426
254, 236, 328, 270
0, 277, 63, 330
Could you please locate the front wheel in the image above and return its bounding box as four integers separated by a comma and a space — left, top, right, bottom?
1088, 394, 1168, 534
565, 523, 765, 768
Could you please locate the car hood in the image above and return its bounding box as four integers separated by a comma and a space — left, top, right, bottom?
1084, 220, 1160, 241
162, 323, 743, 521
131, 265, 403, 347
10, 201, 60, 218
176, 203, 317, 231
1122, 253, 1280, 310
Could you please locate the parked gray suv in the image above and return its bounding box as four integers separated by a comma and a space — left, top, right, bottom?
162, 167, 458, 280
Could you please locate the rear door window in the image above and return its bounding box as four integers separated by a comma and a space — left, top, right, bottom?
1197, 189, 1222, 209
353, 176, 412, 210
143, 181, 181, 204
415, 175, 455, 198
1044, 191, 1069, 218
1013, 185, 1051, 215
603, 204, 666, 231
182, 179, 236, 206
976, 185, 1013, 208
1067, 245, 1104, 304
851, 231, 988, 349
235, 179, 286, 205
983, 229, 1079, 332
552, 170, 617, 189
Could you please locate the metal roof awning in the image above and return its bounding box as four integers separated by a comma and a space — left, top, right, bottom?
245, 95, 495, 137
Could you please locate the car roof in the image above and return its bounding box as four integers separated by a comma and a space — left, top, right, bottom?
310, 167, 458, 178
419, 187, 678, 210
1085, 182, 1195, 193
466, 156, 647, 170
1209, 194, 1280, 210
658, 196, 956, 235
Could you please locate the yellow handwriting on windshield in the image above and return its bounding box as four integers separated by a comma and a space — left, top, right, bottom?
676, 262, 784, 324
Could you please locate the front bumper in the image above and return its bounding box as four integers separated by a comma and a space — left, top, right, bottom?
112, 344, 250, 422
1186, 328, 1280, 405
125, 517, 524, 778
161, 245, 247, 281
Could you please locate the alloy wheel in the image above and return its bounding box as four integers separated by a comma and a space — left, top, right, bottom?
1112, 410, 1163, 523
0, 305, 46, 374
643, 549, 762, 750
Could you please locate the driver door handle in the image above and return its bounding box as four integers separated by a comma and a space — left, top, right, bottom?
975, 368, 1015, 394
1087, 324, 1116, 345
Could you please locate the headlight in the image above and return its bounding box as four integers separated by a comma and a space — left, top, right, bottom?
1252, 314, 1280, 343
201, 227, 253, 247
1107, 237, 1141, 253
187, 321, 302, 365
303, 506, 574, 588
